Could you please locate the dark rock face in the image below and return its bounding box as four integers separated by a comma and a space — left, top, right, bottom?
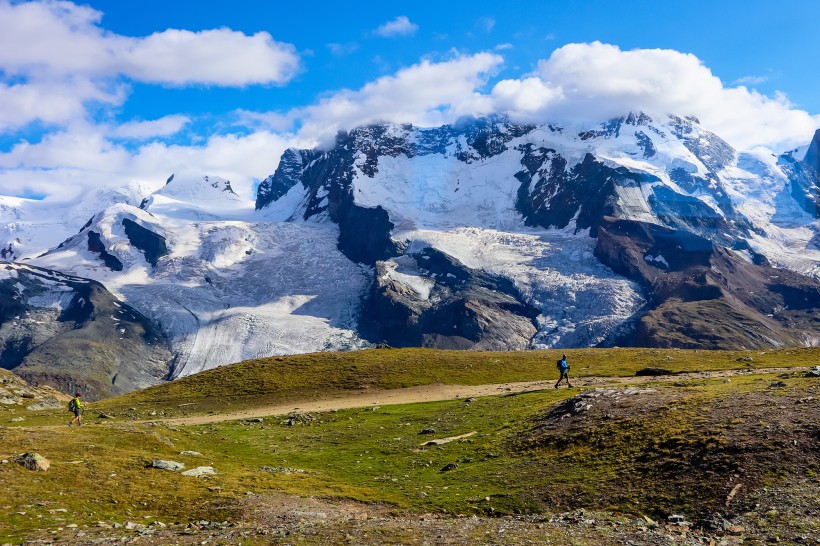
515, 151, 660, 236
0, 263, 172, 399
595, 217, 820, 349
361, 248, 538, 350
255, 149, 316, 210
779, 129, 820, 218
804, 129, 820, 177
335, 204, 402, 264
668, 115, 736, 173
87, 231, 123, 271
255, 117, 820, 351
121, 219, 168, 267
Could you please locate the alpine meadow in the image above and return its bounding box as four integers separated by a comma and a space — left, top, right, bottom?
1, 2, 818, 544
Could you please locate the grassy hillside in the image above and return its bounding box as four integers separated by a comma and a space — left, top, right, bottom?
92, 346, 818, 419
1, 348, 817, 544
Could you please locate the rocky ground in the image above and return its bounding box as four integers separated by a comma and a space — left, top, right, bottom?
7, 488, 819, 545
4, 365, 818, 545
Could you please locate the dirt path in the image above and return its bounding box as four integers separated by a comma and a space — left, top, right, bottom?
161, 366, 808, 426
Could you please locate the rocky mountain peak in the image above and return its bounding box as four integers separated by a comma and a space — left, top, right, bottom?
803, 128, 820, 176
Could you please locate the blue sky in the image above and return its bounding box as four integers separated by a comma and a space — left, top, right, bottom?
1, 0, 819, 201
94, 0, 820, 123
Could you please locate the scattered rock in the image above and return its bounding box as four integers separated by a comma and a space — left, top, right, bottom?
26, 398, 65, 411
207, 486, 222, 492
806, 366, 820, 377
180, 450, 202, 456
244, 417, 264, 423
285, 412, 315, 426
14, 452, 50, 471
98, 412, 114, 419
667, 514, 687, 524
727, 525, 746, 535
261, 466, 305, 474
440, 463, 458, 472
151, 459, 184, 471
635, 367, 675, 376
10, 416, 24, 422
181, 466, 216, 477
422, 431, 477, 446
768, 381, 787, 388
736, 356, 754, 362
419, 428, 436, 435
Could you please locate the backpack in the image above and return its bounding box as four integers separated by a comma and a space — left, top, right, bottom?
556, 359, 568, 371
68, 398, 77, 412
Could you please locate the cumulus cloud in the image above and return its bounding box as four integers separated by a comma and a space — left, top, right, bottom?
485, 42, 819, 150
0, 125, 292, 202
118, 29, 299, 86
234, 44, 820, 152
0, 79, 125, 132
294, 53, 502, 146
373, 16, 418, 38
3, 36, 820, 208
0, 0, 300, 131
108, 115, 191, 140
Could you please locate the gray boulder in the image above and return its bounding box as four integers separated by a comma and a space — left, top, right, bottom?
151, 459, 184, 471
181, 466, 216, 477
15, 452, 50, 471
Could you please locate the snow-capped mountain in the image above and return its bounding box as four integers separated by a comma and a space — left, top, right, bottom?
0, 181, 158, 261
2, 113, 819, 394
31, 174, 370, 379
255, 113, 819, 349
0, 262, 171, 399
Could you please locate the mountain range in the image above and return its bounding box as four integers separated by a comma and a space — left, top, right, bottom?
1, 113, 818, 397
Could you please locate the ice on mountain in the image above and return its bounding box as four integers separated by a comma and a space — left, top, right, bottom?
380, 255, 435, 300
11, 114, 820, 375
644, 253, 670, 268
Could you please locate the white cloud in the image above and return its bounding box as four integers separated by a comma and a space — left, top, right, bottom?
3, 39, 819, 209
236, 45, 820, 153
374, 16, 418, 38
118, 29, 299, 86
108, 115, 191, 140
478, 17, 495, 32
0, 125, 292, 202
734, 75, 769, 85
295, 53, 502, 147
0, 79, 125, 132
327, 42, 359, 56
485, 42, 820, 150
0, 0, 300, 131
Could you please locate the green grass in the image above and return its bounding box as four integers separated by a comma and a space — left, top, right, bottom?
1, 347, 818, 542
82, 346, 820, 420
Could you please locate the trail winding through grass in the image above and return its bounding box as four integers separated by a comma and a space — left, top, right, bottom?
157, 366, 809, 426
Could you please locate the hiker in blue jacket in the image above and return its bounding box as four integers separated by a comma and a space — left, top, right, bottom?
554, 354, 572, 388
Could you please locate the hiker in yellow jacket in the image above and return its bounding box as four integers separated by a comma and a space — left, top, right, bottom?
68, 393, 85, 426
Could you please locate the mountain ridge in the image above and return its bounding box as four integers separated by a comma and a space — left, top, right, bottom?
0, 113, 817, 394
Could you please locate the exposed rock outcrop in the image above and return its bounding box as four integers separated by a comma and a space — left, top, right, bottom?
0, 263, 172, 399
121, 218, 168, 267
14, 452, 50, 471
362, 248, 538, 350
595, 217, 820, 349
